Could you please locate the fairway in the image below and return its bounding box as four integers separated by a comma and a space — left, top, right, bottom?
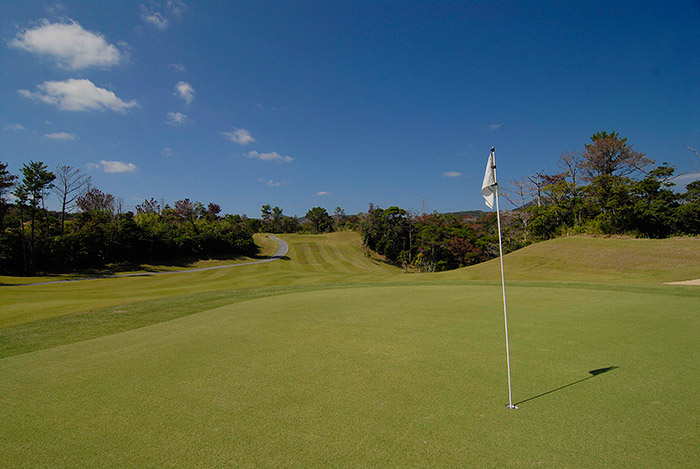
1, 233, 699, 467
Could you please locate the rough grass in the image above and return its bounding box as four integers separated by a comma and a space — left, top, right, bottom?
1, 233, 699, 467
440, 235, 700, 284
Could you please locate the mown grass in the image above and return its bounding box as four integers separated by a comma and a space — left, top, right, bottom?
1, 233, 699, 467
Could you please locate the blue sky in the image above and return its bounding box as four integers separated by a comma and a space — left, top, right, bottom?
1, 1, 699, 217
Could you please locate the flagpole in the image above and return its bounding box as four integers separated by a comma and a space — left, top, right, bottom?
492, 147, 517, 410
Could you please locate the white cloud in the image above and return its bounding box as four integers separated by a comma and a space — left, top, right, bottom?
140, 1, 187, 30
142, 11, 168, 30
19, 79, 139, 113
88, 160, 138, 173
166, 112, 192, 126
257, 178, 286, 187
675, 172, 700, 183
4, 123, 26, 132
168, 63, 186, 72
10, 19, 123, 69
222, 128, 255, 145
489, 123, 503, 131
162, 147, 173, 156
316, 191, 331, 196
442, 171, 462, 178
246, 151, 293, 163
174, 81, 195, 104
44, 131, 78, 140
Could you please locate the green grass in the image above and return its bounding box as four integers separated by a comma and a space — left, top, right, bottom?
1, 233, 699, 467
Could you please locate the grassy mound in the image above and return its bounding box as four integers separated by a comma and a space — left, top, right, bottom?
443, 235, 700, 284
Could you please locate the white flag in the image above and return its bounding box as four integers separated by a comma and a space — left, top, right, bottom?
481, 149, 497, 209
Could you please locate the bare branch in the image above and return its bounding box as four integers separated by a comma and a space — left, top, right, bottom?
687, 145, 700, 159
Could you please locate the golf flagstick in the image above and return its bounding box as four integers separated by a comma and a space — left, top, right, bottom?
481, 147, 517, 410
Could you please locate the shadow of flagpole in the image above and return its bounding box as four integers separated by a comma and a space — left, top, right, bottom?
514, 366, 618, 406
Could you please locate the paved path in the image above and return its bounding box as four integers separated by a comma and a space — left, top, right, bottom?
9, 236, 289, 287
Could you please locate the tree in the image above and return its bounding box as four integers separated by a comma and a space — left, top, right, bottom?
0, 162, 17, 229
173, 198, 198, 232
135, 197, 161, 214
305, 206, 332, 234
18, 161, 55, 270
206, 203, 221, 221
581, 131, 652, 179
261, 204, 272, 231
12, 184, 29, 272
271, 206, 283, 232
53, 165, 91, 235
333, 206, 346, 230
558, 150, 583, 185
77, 187, 116, 214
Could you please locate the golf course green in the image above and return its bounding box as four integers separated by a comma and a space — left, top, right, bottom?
1, 232, 699, 467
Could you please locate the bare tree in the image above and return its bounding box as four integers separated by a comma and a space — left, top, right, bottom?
558, 150, 583, 184
502, 177, 532, 208
527, 169, 547, 207
53, 165, 91, 235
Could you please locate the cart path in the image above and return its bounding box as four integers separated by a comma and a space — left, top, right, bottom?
8, 236, 289, 287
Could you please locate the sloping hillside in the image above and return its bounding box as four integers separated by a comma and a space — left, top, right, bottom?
441, 236, 700, 284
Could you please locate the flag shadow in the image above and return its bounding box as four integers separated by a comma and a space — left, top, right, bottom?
514, 366, 618, 406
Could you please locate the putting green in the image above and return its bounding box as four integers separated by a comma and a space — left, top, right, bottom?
2, 283, 698, 467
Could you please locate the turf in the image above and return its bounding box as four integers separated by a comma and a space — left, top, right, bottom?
1, 233, 699, 467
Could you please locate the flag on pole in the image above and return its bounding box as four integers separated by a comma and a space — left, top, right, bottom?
481, 148, 497, 209
480, 147, 517, 410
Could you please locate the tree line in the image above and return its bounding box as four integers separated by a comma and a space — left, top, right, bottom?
505, 131, 699, 241
358, 131, 699, 272
1, 132, 697, 275
0, 162, 256, 275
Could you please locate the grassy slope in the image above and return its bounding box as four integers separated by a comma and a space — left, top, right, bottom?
440, 235, 700, 284
1, 233, 699, 467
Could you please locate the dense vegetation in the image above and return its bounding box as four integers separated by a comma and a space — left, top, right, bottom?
360, 132, 699, 271
0, 162, 256, 274
508, 132, 700, 241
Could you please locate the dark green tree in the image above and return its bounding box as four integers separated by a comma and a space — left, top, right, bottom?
0, 162, 18, 229
305, 206, 332, 234
18, 161, 55, 271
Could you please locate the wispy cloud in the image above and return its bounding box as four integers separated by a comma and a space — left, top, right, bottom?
258, 178, 285, 187
166, 111, 192, 126
139, 1, 187, 30
442, 171, 462, 178
488, 123, 503, 131
88, 160, 138, 173
10, 19, 123, 69
44, 131, 78, 140
246, 151, 293, 163
316, 191, 331, 196
174, 81, 195, 104
19, 79, 138, 113
4, 123, 26, 132
675, 172, 700, 183
162, 147, 173, 156
168, 63, 186, 73
222, 128, 255, 145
